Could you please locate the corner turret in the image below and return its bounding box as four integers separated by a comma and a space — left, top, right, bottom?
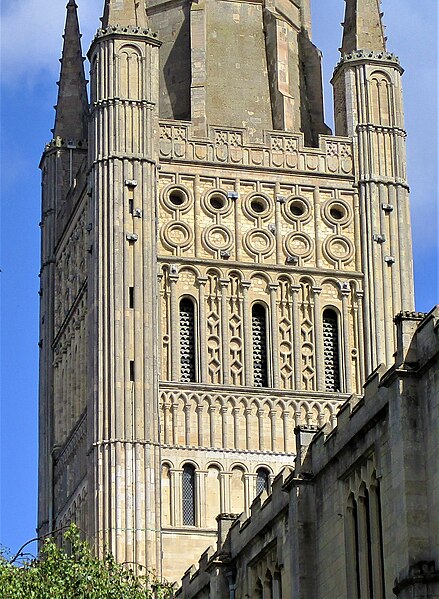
332, 0, 415, 374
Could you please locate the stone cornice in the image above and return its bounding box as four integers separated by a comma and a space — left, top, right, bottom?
333, 49, 404, 77
88, 24, 161, 54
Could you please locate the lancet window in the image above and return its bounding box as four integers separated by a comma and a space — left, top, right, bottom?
180, 297, 196, 383
256, 467, 270, 495
345, 469, 385, 599
182, 464, 196, 526
252, 304, 268, 387
323, 308, 341, 392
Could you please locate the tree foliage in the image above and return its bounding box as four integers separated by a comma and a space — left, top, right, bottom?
0, 524, 174, 599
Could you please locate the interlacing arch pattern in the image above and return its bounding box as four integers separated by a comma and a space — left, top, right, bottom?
160, 389, 340, 453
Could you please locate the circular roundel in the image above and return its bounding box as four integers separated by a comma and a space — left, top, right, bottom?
243, 192, 273, 220
244, 228, 275, 258
161, 221, 194, 250
282, 196, 312, 224
202, 225, 233, 253
203, 189, 233, 217
284, 232, 314, 259
323, 235, 355, 264
162, 185, 192, 212
322, 199, 352, 226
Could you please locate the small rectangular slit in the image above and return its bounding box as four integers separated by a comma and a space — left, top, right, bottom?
129, 199, 134, 214
129, 361, 135, 382
129, 286, 134, 308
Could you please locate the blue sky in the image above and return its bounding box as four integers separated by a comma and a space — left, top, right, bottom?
0, 0, 437, 557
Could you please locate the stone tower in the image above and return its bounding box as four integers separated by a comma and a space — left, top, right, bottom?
38, 0, 415, 583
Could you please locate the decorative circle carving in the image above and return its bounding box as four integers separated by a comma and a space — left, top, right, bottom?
203, 189, 233, 217
280, 341, 292, 355
284, 232, 314, 259
324, 235, 355, 264
162, 184, 192, 212
243, 193, 273, 220
282, 195, 312, 224
202, 225, 233, 252
161, 221, 193, 250
322, 199, 352, 226
244, 228, 275, 258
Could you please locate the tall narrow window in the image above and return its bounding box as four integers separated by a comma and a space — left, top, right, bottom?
252, 304, 268, 387
182, 464, 196, 526
323, 308, 341, 392
180, 298, 196, 382
256, 467, 270, 496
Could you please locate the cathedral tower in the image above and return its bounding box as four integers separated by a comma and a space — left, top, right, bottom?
38, 0, 416, 583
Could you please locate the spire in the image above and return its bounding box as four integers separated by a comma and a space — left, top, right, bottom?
54, 0, 88, 140
101, 0, 148, 28
341, 0, 386, 54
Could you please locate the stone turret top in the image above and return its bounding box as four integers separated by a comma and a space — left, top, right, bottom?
341, 0, 387, 54
53, 0, 88, 140
101, 0, 148, 28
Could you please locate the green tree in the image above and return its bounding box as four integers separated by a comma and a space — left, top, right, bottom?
0, 524, 174, 598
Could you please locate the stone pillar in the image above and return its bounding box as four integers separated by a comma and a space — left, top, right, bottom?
291, 285, 302, 390
312, 286, 324, 391
269, 283, 280, 388
242, 281, 253, 386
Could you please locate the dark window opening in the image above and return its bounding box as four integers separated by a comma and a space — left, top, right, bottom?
323, 308, 341, 392
180, 298, 196, 382
182, 464, 196, 526
252, 304, 268, 387
256, 468, 270, 495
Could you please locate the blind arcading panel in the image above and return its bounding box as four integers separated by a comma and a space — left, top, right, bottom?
180, 298, 196, 382
323, 309, 340, 391
252, 304, 268, 387
182, 464, 195, 526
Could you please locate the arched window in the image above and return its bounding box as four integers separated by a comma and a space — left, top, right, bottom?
180, 298, 196, 382
182, 464, 196, 526
323, 308, 341, 392
252, 304, 268, 387
256, 467, 270, 496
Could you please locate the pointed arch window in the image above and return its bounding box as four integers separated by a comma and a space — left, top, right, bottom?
252, 304, 268, 387
182, 464, 196, 526
323, 308, 341, 392
180, 297, 196, 383
256, 467, 270, 496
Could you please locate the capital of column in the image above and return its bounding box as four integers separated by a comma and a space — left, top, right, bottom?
291, 284, 300, 294
219, 278, 229, 289
241, 280, 251, 292
197, 276, 208, 287
339, 281, 351, 296
269, 283, 279, 293
312, 286, 322, 295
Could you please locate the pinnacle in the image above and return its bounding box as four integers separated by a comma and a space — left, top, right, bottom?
341, 0, 386, 54
54, 0, 88, 140
101, 0, 148, 28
